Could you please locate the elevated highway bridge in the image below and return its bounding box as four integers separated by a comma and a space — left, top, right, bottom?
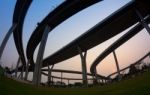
1, 0, 149, 87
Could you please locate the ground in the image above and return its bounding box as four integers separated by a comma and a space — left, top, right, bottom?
0, 70, 150, 95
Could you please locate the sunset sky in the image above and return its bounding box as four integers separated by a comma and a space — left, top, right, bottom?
0, 0, 150, 83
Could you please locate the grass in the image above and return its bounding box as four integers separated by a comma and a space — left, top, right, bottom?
0, 71, 150, 95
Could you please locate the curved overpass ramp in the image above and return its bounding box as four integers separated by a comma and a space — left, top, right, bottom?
107, 52, 150, 78
90, 16, 150, 74
41, 68, 107, 79
26, 0, 102, 67
13, 0, 32, 65
41, 0, 150, 68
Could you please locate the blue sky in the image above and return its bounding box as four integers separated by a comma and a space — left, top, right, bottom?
0, 0, 150, 82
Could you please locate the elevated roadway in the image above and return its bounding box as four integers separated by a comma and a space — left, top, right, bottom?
107, 52, 150, 78
26, 0, 102, 67
90, 16, 150, 74
41, 0, 150, 69
13, 0, 32, 65
42, 72, 93, 81
41, 68, 107, 79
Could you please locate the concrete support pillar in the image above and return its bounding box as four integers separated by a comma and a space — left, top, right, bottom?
92, 68, 98, 85
24, 60, 30, 80
104, 79, 106, 84
0, 24, 17, 60
135, 9, 150, 35
98, 78, 100, 84
77, 46, 88, 86
47, 64, 54, 86
102, 79, 104, 83
48, 65, 50, 82
51, 77, 53, 84
33, 25, 51, 86
48, 65, 54, 83
15, 57, 20, 78
68, 79, 69, 85
20, 65, 24, 80
113, 51, 121, 80
18, 72, 21, 79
